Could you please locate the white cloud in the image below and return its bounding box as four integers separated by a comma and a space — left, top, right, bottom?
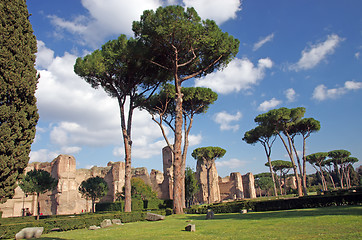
253, 33, 274, 51
290, 34, 344, 71
32, 41, 171, 164
183, 0, 242, 25
36, 40, 55, 69
49, 0, 161, 46
48, 0, 242, 47
61, 146, 82, 155
195, 58, 273, 94
30, 149, 59, 163
216, 158, 246, 168
284, 88, 297, 102
258, 98, 282, 111
188, 133, 203, 146
355, 52, 360, 59
345, 80, 362, 90
214, 111, 242, 131
312, 81, 362, 101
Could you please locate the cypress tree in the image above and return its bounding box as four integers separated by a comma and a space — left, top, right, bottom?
0, 0, 39, 203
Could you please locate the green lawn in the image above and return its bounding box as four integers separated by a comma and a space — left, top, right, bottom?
39, 206, 362, 240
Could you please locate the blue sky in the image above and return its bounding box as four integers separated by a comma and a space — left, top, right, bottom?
27, 0, 362, 177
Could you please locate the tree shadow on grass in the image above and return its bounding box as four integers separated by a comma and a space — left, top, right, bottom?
183, 205, 362, 221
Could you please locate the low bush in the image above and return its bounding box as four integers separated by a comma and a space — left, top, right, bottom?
0, 210, 167, 239
185, 192, 362, 214
96, 201, 123, 212
96, 198, 164, 212
253, 192, 362, 211
185, 200, 254, 214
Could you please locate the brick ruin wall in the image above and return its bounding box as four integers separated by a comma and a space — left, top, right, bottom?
0, 147, 256, 218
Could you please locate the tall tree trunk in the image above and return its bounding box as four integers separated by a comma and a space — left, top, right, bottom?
317, 163, 328, 191
119, 98, 133, 212
263, 143, 278, 196
181, 114, 193, 208
36, 193, 40, 220
302, 137, 308, 195
278, 133, 303, 196
173, 80, 184, 214
123, 138, 132, 212
291, 140, 308, 195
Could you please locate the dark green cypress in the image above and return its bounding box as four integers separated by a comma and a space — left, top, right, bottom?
0, 0, 39, 202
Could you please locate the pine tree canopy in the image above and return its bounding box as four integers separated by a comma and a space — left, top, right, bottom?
0, 0, 39, 203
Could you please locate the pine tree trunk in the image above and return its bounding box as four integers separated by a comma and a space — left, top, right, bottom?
124, 139, 132, 212
278, 133, 303, 196
173, 82, 184, 214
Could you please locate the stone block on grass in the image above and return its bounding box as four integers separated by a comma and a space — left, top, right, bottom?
100, 219, 113, 228
15, 227, 44, 239
146, 212, 165, 221
185, 224, 196, 232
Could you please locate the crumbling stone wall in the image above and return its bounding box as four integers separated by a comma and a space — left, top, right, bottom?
218, 172, 245, 201
242, 172, 256, 199
0, 151, 257, 218
195, 158, 221, 204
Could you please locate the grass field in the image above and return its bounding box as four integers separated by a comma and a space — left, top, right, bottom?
38, 206, 362, 240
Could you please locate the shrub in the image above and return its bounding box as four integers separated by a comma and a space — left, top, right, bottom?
185, 192, 362, 214
159, 199, 173, 209
0, 211, 151, 239
96, 201, 123, 212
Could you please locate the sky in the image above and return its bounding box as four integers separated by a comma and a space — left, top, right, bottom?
26, 0, 362, 177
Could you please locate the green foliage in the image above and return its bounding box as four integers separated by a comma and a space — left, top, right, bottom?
243, 125, 276, 145
19, 169, 58, 196
306, 152, 328, 166
0, 0, 39, 203
291, 117, 321, 136
96, 202, 123, 212
133, 6, 240, 79
139, 84, 218, 120
253, 192, 362, 211
185, 167, 199, 207
268, 160, 293, 173
328, 149, 351, 163
185, 200, 254, 214
254, 173, 274, 196
186, 191, 362, 214
127, 177, 158, 201
0, 210, 158, 239
133, 5, 239, 213
191, 147, 226, 163
79, 176, 109, 212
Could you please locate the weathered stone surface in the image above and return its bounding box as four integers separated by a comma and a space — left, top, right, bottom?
100, 219, 113, 228
206, 209, 214, 220
0, 151, 257, 218
89, 225, 100, 230
162, 146, 173, 200
196, 159, 220, 204
132, 167, 152, 186
219, 172, 245, 201
15, 227, 43, 239
150, 169, 164, 198
242, 173, 256, 199
112, 219, 123, 225
146, 212, 165, 221
185, 224, 196, 232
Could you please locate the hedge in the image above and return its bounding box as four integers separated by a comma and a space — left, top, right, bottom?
185, 192, 362, 214
96, 198, 168, 212
253, 192, 362, 211
0, 210, 166, 239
